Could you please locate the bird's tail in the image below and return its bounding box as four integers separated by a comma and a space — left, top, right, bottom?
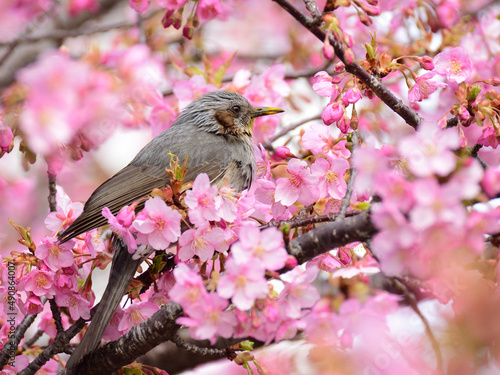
66, 237, 141, 369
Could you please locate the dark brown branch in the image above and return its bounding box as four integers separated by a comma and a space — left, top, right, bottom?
47, 173, 57, 213
0, 313, 37, 368
171, 334, 231, 357
49, 299, 64, 333
272, 0, 422, 129
287, 210, 377, 265
63, 303, 183, 375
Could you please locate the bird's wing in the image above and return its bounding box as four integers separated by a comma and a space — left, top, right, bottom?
58, 164, 170, 242
58, 131, 234, 243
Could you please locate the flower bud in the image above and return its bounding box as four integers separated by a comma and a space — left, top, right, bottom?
417, 56, 434, 70
275, 146, 295, 159
359, 2, 380, 16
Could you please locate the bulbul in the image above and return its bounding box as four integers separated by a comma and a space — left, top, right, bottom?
60, 90, 283, 369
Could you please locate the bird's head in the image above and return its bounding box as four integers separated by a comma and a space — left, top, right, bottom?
179, 90, 284, 137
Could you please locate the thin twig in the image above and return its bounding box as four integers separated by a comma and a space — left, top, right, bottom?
0, 10, 163, 47
259, 210, 362, 229
391, 278, 443, 373
0, 0, 60, 66
172, 334, 231, 357
262, 113, 322, 149
49, 299, 64, 333
335, 130, 359, 221
22, 330, 44, 350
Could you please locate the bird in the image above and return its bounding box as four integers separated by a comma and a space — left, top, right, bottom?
60, 90, 284, 369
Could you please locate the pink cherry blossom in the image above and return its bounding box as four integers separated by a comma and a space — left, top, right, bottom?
301, 123, 350, 158
275, 158, 320, 206
260, 64, 290, 98
177, 292, 236, 344
352, 145, 391, 192
173, 75, 217, 111
217, 257, 268, 310
169, 263, 208, 307
398, 121, 460, 177
24, 295, 43, 315
178, 225, 226, 262
149, 99, 177, 136
311, 157, 349, 200
44, 186, 83, 233
434, 46, 473, 83
129, 0, 150, 13
408, 71, 447, 105
477, 125, 499, 148
230, 224, 288, 271
312, 71, 338, 98
254, 144, 272, 179
157, 0, 188, 10
280, 266, 320, 319
184, 173, 221, 226
216, 186, 238, 222
482, 167, 500, 198
68, 0, 99, 16
118, 301, 159, 331
342, 86, 362, 105
410, 178, 467, 231
252, 178, 292, 222
23, 270, 56, 298
321, 101, 344, 126
371, 203, 417, 275
375, 171, 415, 213
436, 0, 460, 29
197, 0, 224, 21
102, 205, 137, 251
132, 196, 182, 250
54, 291, 91, 320
35, 237, 75, 272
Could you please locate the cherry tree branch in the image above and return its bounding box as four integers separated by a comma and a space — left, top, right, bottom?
271, 0, 422, 129
0, 10, 163, 47
287, 210, 377, 265
62, 303, 183, 375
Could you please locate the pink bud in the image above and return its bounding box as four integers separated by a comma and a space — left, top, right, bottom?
0, 122, 13, 154
285, 256, 298, 269
182, 24, 194, 39
275, 146, 295, 159
342, 86, 362, 106
485, 77, 500, 86
334, 62, 345, 73
417, 56, 434, 70
359, 2, 380, 16
161, 9, 174, 28
343, 48, 355, 65
322, 36, 334, 60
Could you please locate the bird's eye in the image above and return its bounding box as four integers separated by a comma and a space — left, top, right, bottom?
231, 105, 241, 114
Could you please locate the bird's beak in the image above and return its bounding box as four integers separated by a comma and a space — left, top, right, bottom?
251, 107, 284, 118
